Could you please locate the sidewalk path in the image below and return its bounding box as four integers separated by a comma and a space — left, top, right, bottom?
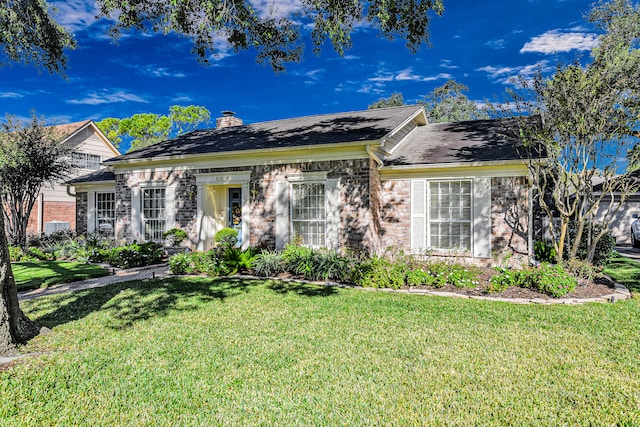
18, 264, 171, 302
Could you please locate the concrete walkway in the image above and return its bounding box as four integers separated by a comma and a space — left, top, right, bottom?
615, 245, 640, 261
18, 263, 171, 302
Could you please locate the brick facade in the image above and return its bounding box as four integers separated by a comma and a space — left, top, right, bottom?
26, 200, 76, 236
109, 162, 531, 264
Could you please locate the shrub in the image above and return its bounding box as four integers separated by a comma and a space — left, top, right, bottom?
163, 228, 188, 246
406, 268, 430, 287
222, 247, 257, 274
314, 249, 353, 282
25, 246, 54, 261
281, 244, 317, 278
425, 262, 450, 288
564, 258, 602, 283
488, 268, 524, 293
534, 240, 557, 263
107, 242, 163, 269
253, 250, 284, 277
8, 246, 26, 262
356, 255, 407, 289
169, 250, 225, 276
214, 228, 238, 250
526, 263, 577, 298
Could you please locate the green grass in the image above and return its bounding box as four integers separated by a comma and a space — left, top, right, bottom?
604, 252, 640, 293
12, 261, 110, 291
1, 277, 639, 426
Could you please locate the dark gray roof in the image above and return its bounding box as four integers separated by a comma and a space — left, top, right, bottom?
105, 105, 423, 163
384, 118, 536, 166
66, 168, 115, 185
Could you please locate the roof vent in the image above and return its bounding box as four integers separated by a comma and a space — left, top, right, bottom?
216, 110, 243, 129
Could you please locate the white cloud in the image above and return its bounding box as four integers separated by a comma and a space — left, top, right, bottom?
440, 60, 458, 70
141, 66, 187, 78
476, 60, 552, 85
422, 73, 452, 82
521, 29, 599, 54
249, 0, 302, 19
51, 0, 100, 32
172, 94, 194, 103
368, 67, 451, 83
67, 90, 149, 105
0, 91, 26, 99
396, 68, 422, 81
485, 39, 506, 49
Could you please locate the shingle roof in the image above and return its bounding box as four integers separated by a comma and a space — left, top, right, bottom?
105, 105, 424, 163
50, 120, 92, 140
384, 118, 534, 166
66, 168, 115, 185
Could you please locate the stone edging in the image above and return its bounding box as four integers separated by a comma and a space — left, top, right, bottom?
234, 275, 632, 305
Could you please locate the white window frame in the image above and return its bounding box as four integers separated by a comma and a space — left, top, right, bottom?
72, 152, 101, 170
290, 180, 327, 248
95, 192, 116, 236
141, 187, 166, 242
427, 179, 473, 252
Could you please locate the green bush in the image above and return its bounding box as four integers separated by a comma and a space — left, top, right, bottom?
163, 228, 188, 246
214, 228, 238, 250
169, 250, 225, 276
525, 263, 577, 298
534, 240, 557, 263
564, 258, 602, 283
446, 264, 480, 288
488, 268, 524, 293
314, 249, 353, 282
107, 242, 164, 269
406, 268, 430, 287
8, 246, 28, 262
25, 246, 55, 261
281, 244, 317, 278
566, 221, 615, 267
222, 247, 257, 274
356, 255, 407, 289
253, 250, 284, 277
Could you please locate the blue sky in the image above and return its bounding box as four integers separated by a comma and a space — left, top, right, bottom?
2, 0, 599, 137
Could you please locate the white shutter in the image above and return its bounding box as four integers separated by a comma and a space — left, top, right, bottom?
87, 191, 96, 234
325, 178, 340, 249
275, 181, 289, 249
473, 177, 492, 258
131, 186, 142, 241
411, 180, 427, 254
165, 185, 176, 230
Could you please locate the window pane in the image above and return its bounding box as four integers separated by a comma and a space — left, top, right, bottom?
428, 181, 472, 251
142, 188, 166, 241
291, 182, 326, 247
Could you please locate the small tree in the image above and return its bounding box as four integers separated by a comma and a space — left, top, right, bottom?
368, 93, 405, 109
0, 114, 76, 247
502, 0, 640, 263
419, 79, 489, 123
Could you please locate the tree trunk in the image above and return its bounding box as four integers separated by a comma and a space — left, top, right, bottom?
0, 212, 41, 356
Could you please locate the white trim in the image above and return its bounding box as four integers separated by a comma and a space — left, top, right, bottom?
87, 191, 96, 234
195, 171, 252, 185
380, 162, 528, 180
286, 171, 328, 182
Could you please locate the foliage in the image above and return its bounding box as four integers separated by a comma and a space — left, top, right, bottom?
222, 247, 257, 274
97, 0, 444, 72
406, 268, 430, 286
518, 264, 577, 298
168, 250, 225, 276
96, 105, 211, 152
0, 114, 76, 247
488, 268, 524, 293
281, 244, 317, 278
0, 0, 76, 73
107, 242, 164, 269
445, 264, 480, 288
564, 258, 602, 283
253, 250, 284, 277
419, 80, 489, 123
368, 92, 405, 109
497, 0, 640, 263
356, 255, 408, 289
8, 245, 24, 262
163, 228, 188, 246
214, 227, 239, 250
534, 240, 557, 263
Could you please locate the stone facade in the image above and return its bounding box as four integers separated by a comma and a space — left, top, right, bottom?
75, 192, 88, 234
491, 176, 529, 261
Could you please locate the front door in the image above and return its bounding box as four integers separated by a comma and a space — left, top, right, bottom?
228, 188, 242, 246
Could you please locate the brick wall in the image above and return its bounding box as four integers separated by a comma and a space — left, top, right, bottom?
376, 178, 411, 252
26, 200, 76, 236
491, 176, 529, 263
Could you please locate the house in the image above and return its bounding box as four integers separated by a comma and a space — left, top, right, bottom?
28, 120, 120, 236
69, 106, 539, 266
592, 170, 640, 245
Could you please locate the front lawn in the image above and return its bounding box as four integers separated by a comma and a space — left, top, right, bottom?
12, 261, 110, 291
1, 277, 638, 425
604, 252, 640, 293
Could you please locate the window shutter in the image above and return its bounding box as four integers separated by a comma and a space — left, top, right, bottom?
411, 180, 427, 253
473, 177, 491, 258
325, 178, 340, 249
87, 191, 96, 234
165, 185, 176, 230
131, 186, 142, 241
275, 181, 289, 249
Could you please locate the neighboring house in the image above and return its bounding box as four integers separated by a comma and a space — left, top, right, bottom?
27, 120, 120, 235
69, 106, 539, 266
592, 171, 640, 245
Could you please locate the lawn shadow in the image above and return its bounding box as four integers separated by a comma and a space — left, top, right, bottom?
266, 280, 338, 297
605, 256, 640, 293
26, 276, 261, 330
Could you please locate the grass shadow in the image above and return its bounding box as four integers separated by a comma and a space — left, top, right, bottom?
604, 254, 640, 293
267, 280, 338, 297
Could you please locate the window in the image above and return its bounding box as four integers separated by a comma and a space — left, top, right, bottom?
428, 181, 472, 251
72, 152, 101, 170
291, 182, 326, 247
142, 188, 166, 241
96, 192, 115, 235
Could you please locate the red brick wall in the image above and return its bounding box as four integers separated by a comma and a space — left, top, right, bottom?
26, 200, 76, 236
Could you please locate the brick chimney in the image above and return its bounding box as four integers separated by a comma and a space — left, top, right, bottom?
216, 110, 243, 129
